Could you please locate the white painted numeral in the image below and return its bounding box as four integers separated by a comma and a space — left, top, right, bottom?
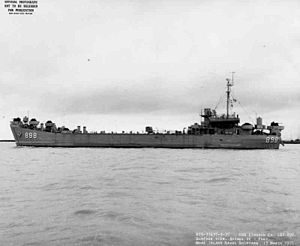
266, 136, 278, 143
25, 132, 37, 139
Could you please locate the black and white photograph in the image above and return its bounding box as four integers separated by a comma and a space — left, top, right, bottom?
0, 0, 299, 245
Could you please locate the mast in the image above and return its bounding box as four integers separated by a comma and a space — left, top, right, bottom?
226, 72, 234, 118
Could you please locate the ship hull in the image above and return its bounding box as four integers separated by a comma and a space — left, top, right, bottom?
10, 125, 281, 149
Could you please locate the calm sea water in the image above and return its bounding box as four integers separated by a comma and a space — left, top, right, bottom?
0, 143, 299, 246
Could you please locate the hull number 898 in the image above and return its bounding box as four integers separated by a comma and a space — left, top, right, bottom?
25, 132, 37, 139
266, 136, 278, 143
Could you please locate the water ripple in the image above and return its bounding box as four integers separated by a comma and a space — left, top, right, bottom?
205, 177, 233, 183
73, 209, 98, 216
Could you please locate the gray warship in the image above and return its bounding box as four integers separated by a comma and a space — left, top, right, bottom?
10, 77, 284, 149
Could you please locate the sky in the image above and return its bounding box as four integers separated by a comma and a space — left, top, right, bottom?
1, 0, 300, 139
